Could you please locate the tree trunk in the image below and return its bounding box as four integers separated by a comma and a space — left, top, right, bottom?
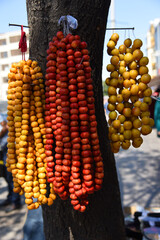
26, 0, 126, 239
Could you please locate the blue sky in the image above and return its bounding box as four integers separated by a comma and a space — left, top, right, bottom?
0, 0, 160, 80
0, 0, 27, 33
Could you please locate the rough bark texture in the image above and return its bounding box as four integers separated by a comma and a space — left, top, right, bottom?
26, 0, 126, 239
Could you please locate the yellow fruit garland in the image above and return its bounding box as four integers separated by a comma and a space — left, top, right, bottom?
106, 33, 154, 153
7, 60, 56, 210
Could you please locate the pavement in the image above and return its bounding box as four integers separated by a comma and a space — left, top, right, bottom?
0, 127, 160, 239
115, 127, 160, 210
0, 179, 27, 240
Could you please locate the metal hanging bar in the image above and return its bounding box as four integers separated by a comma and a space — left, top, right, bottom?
9, 23, 30, 28
106, 27, 134, 30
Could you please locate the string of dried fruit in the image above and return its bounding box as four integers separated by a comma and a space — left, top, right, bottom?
26, 92, 41, 209
59, 45, 75, 200
49, 33, 90, 211
106, 33, 154, 153
54, 49, 67, 198
45, 35, 71, 200
6, 64, 22, 194
45, 31, 104, 212
7, 60, 56, 209
69, 40, 104, 211
77, 48, 94, 198
30, 61, 56, 207
81, 46, 104, 192
7, 67, 16, 173
67, 47, 85, 210
57, 52, 71, 193
18, 61, 31, 193
24, 131, 36, 209
45, 38, 57, 186
32, 60, 56, 206
69, 44, 91, 211
7, 61, 27, 195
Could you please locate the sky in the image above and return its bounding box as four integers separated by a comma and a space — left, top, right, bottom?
0, 0, 28, 33
0, 0, 160, 80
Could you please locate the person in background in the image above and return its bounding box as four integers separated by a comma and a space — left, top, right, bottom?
0, 113, 22, 211
149, 86, 160, 126
23, 206, 45, 240
154, 86, 160, 138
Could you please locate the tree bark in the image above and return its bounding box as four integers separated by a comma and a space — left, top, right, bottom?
26, 0, 126, 239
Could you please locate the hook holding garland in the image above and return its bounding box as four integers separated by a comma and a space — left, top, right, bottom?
58, 15, 78, 35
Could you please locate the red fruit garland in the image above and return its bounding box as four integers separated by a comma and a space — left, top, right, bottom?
45, 31, 104, 212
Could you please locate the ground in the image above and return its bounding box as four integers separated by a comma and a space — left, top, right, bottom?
0, 127, 160, 239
